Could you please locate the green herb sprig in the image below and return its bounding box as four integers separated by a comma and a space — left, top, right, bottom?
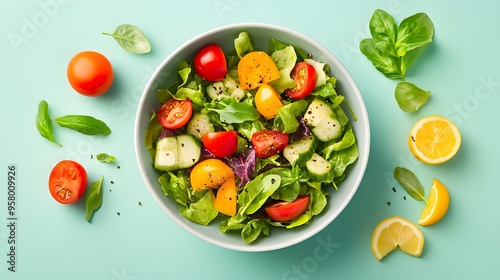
360, 9, 434, 112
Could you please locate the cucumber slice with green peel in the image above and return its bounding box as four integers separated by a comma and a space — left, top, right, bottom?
154, 135, 201, 171
283, 135, 318, 166
186, 113, 214, 139
206, 76, 245, 101
176, 134, 201, 169
303, 97, 335, 127
154, 137, 179, 171
306, 153, 334, 182
312, 116, 342, 142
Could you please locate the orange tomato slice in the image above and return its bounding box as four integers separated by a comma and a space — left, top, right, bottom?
238, 51, 280, 90
212, 177, 237, 216
189, 159, 234, 191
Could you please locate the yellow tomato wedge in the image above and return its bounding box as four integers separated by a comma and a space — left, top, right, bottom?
212, 177, 237, 216
418, 179, 450, 226
255, 84, 283, 119
190, 159, 234, 191
238, 51, 280, 90
408, 116, 461, 164
371, 216, 424, 261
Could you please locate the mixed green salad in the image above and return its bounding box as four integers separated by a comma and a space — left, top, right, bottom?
144, 31, 359, 244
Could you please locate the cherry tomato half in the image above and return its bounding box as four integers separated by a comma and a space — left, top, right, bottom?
158, 98, 193, 129
67, 51, 114, 97
48, 160, 88, 204
194, 44, 227, 82
285, 62, 317, 99
251, 130, 288, 159
202, 131, 238, 158
265, 195, 310, 222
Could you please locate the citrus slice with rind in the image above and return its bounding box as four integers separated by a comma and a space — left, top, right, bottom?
371, 216, 424, 261
408, 116, 461, 164
418, 179, 450, 226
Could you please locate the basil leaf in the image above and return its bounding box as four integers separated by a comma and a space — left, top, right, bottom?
395, 13, 434, 57
205, 98, 260, 124
86, 176, 104, 222
102, 24, 151, 54
359, 38, 403, 79
393, 167, 427, 202
96, 153, 116, 163
395, 81, 430, 112
36, 100, 62, 147
369, 9, 398, 44
54, 115, 111, 135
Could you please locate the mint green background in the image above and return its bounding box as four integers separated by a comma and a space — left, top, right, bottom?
1, 0, 499, 279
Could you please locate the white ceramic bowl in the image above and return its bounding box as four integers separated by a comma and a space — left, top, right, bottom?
134, 23, 370, 252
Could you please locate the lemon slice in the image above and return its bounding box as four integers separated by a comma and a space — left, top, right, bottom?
418, 179, 450, 226
371, 216, 424, 260
408, 116, 461, 164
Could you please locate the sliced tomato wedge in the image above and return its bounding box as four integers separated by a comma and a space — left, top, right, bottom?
202, 131, 238, 158
251, 130, 288, 159
48, 160, 88, 204
158, 98, 193, 129
265, 195, 310, 222
285, 62, 317, 99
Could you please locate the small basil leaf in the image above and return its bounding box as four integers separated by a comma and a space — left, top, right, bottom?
95, 153, 116, 163
54, 115, 111, 135
85, 176, 104, 222
395, 13, 434, 57
393, 167, 426, 201
102, 24, 151, 54
369, 9, 398, 44
395, 81, 430, 112
36, 100, 62, 146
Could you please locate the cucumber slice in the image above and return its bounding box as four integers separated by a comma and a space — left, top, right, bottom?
306, 153, 333, 182
177, 134, 201, 169
186, 113, 214, 139
283, 135, 318, 166
154, 135, 201, 171
154, 137, 178, 171
303, 96, 335, 127
312, 116, 342, 142
206, 76, 245, 101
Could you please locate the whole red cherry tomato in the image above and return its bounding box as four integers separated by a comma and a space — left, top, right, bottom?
67, 51, 114, 96
193, 44, 227, 82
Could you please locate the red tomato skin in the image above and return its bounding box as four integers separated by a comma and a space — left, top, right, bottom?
67, 51, 114, 97
265, 196, 310, 222
194, 44, 227, 82
157, 99, 193, 129
202, 131, 238, 158
48, 160, 88, 204
285, 62, 317, 99
251, 130, 288, 159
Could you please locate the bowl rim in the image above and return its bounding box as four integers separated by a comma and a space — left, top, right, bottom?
134, 22, 370, 252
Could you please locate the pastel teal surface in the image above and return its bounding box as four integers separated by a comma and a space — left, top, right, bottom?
0, 0, 498, 279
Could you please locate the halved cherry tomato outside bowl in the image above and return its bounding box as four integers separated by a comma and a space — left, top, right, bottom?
285, 62, 317, 99
265, 195, 310, 222
202, 131, 238, 158
251, 130, 289, 159
158, 98, 193, 129
48, 160, 88, 204
194, 44, 228, 82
